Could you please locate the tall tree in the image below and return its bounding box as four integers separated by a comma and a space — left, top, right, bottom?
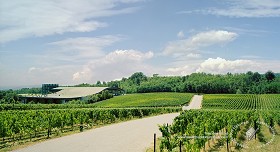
265, 71, 276, 81
129, 72, 147, 85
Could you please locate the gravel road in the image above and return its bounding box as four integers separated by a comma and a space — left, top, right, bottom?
182, 95, 203, 110
14, 113, 179, 152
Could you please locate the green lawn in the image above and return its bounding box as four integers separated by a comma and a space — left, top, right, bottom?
92, 93, 194, 108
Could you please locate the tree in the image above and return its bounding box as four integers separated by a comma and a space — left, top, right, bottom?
252, 72, 261, 82
129, 72, 147, 85
265, 71, 275, 81
96, 81, 102, 86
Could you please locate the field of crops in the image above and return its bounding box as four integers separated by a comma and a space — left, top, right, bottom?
0, 107, 180, 149
0, 92, 192, 150
159, 110, 280, 151
92, 93, 194, 108
202, 94, 280, 110
157, 94, 280, 151
0, 103, 100, 111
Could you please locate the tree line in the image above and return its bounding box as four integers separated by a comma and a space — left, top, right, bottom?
0, 71, 279, 104
106, 71, 279, 94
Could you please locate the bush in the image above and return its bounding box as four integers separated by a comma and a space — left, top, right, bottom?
87, 90, 113, 104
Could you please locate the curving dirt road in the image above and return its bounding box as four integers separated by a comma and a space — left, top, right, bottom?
14, 113, 179, 152
182, 95, 203, 110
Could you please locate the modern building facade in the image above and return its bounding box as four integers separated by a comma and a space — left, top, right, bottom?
20, 84, 124, 104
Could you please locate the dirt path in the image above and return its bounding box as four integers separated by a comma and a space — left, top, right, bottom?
182, 95, 203, 110
14, 113, 179, 152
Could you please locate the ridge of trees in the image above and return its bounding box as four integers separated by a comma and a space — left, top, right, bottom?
106, 71, 280, 94
0, 71, 279, 104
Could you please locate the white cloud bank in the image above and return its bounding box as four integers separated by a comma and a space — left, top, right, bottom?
163, 30, 238, 58
0, 0, 142, 43
196, 57, 259, 74
72, 49, 155, 83
165, 57, 280, 76
167, 65, 197, 76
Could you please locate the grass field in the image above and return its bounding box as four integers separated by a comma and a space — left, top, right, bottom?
92, 93, 194, 108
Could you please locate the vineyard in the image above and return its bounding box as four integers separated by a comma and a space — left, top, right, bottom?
0, 92, 192, 150
0, 107, 180, 149
202, 94, 280, 110
0, 93, 193, 111
92, 93, 194, 108
159, 110, 280, 151
157, 94, 280, 151
0, 103, 102, 111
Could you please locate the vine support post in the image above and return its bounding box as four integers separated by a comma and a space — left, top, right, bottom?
203, 126, 206, 152
254, 120, 257, 140
154, 133, 156, 152
180, 140, 182, 152
226, 128, 229, 152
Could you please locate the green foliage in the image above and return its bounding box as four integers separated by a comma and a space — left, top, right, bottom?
0, 107, 180, 147
160, 110, 254, 151
236, 89, 243, 94
67, 100, 86, 104
265, 71, 276, 81
0, 90, 19, 104
0, 104, 96, 111
92, 93, 194, 108
2, 71, 279, 105
15, 88, 42, 94
129, 72, 147, 85
0, 93, 190, 110
107, 71, 280, 94
159, 110, 280, 151
86, 90, 113, 104
202, 94, 280, 110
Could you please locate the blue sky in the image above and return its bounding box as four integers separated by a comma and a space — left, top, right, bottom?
1, 0, 280, 88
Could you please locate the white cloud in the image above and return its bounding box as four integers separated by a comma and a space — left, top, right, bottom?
48, 35, 122, 60
167, 65, 196, 76
196, 57, 259, 74
104, 49, 154, 62
177, 31, 185, 39
164, 57, 280, 76
163, 30, 237, 57
0, 0, 142, 43
186, 53, 201, 58
72, 49, 155, 83
206, 0, 280, 18
72, 67, 92, 82
22, 65, 80, 86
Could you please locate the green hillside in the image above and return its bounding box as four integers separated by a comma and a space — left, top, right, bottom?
93, 93, 194, 108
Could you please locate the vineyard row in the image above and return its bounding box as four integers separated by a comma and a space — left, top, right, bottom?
202, 94, 280, 110
159, 110, 280, 151
0, 107, 180, 149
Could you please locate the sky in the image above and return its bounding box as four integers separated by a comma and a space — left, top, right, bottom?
0, 0, 280, 88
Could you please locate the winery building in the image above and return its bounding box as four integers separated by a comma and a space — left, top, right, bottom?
20, 84, 124, 104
